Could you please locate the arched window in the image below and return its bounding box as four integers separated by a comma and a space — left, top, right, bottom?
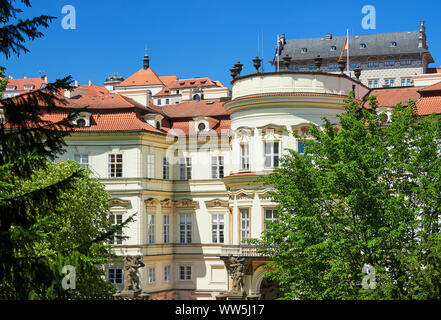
193, 94, 200, 101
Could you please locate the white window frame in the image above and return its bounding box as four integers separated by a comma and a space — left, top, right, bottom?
109, 213, 123, 245
148, 267, 156, 283
74, 153, 89, 169
264, 141, 280, 168
108, 153, 123, 178
211, 156, 224, 179
163, 157, 170, 180
179, 214, 192, 244
179, 157, 192, 180
147, 214, 155, 244
240, 208, 250, 243
240, 144, 249, 170
108, 268, 123, 284
163, 214, 170, 244
264, 208, 278, 230
146, 153, 155, 179
211, 214, 225, 244
164, 265, 171, 282
178, 265, 192, 281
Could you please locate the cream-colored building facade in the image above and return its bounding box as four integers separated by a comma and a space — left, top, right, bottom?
55, 68, 369, 299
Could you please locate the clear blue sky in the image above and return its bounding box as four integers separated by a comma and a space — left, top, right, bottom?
3, 0, 441, 88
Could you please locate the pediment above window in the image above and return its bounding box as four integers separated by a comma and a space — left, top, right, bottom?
108, 198, 131, 208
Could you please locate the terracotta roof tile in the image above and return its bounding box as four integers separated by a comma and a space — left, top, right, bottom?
6, 78, 45, 91
417, 81, 441, 93
363, 87, 421, 108
168, 78, 219, 89
116, 68, 164, 87
159, 100, 229, 118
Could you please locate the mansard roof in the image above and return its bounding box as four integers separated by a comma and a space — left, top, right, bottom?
282, 30, 431, 61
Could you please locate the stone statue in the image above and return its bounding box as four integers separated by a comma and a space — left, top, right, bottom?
123, 255, 145, 292
225, 255, 246, 294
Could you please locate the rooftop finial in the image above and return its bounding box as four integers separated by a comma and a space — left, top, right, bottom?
143, 48, 150, 69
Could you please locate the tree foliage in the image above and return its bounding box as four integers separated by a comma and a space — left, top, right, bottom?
255, 94, 441, 299
0, 0, 132, 299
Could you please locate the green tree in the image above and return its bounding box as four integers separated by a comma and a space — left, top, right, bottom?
255, 94, 441, 300
0, 0, 131, 299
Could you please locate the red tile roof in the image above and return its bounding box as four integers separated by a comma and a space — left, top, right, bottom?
363, 87, 420, 108
116, 68, 164, 87
168, 78, 219, 89
39, 109, 164, 134
6, 77, 45, 91
156, 100, 229, 118
417, 81, 441, 93
164, 118, 230, 136
415, 96, 441, 115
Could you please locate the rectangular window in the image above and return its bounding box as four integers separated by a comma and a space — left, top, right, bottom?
240, 144, 249, 170
264, 208, 278, 230
368, 79, 378, 88
146, 154, 155, 179
109, 213, 123, 244
240, 208, 250, 243
385, 79, 395, 87
23, 85, 34, 90
148, 267, 156, 283
108, 268, 123, 284
108, 154, 123, 178
163, 215, 170, 244
179, 265, 192, 281
163, 157, 170, 180
211, 214, 225, 244
179, 157, 192, 180
264, 141, 280, 168
157, 99, 161, 105
179, 214, 192, 244
147, 214, 155, 244
401, 78, 412, 86
164, 265, 171, 281
211, 156, 224, 179
74, 154, 89, 169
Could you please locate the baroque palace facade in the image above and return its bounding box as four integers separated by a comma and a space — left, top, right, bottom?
6, 23, 441, 300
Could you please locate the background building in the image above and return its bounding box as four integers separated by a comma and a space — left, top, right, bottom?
276, 21, 435, 89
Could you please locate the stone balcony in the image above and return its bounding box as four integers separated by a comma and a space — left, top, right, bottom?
220, 245, 268, 259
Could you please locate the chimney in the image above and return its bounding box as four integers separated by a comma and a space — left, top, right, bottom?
23, 76, 27, 79
44, 76, 48, 83
64, 89, 71, 99
74, 80, 79, 87
88, 80, 92, 86
326, 33, 332, 40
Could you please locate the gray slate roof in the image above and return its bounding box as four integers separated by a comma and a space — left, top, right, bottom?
281, 30, 430, 61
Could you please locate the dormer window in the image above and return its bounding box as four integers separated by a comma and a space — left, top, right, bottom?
301, 48, 308, 53
73, 112, 92, 127
142, 113, 164, 129
6, 86, 16, 91
193, 116, 210, 133
360, 43, 367, 49
23, 85, 34, 90
190, 81, 196, 85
